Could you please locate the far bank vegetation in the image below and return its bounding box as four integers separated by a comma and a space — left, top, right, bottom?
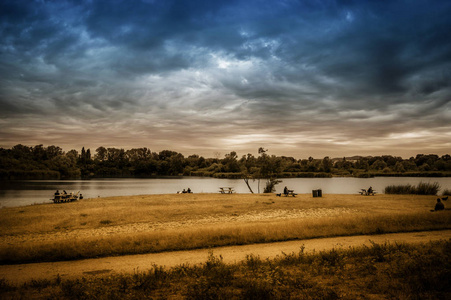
1, 144, 450, 180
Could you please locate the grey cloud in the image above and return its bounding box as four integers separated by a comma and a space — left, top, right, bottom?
1, 0, 451, 157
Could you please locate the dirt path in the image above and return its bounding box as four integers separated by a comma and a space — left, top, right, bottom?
1, 230, 450, 285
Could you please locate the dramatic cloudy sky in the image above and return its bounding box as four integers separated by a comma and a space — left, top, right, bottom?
1, 0, 450, 158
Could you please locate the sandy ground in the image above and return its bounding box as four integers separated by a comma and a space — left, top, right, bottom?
1, 230, 450, 285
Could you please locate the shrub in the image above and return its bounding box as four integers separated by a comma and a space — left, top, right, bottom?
385, 181, 440, 195
385, 184, 414, 194
263, 178, 281, 193
416, 181, 440, 195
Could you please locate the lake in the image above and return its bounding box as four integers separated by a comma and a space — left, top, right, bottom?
1, 177, 450, 207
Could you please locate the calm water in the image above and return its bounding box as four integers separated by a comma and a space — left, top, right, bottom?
0, 177, 450, 207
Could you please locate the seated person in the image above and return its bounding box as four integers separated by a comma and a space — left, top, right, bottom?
367, 186, 373, 195
435, 198, 445, 211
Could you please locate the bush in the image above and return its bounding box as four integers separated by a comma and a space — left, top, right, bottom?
385, 184, 415, 194
385, 181, 440, 195
416, 182, 441, 195
263, 178, 281, 193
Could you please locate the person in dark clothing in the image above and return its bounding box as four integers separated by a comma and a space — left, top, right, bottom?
283, 186, 288, 195
435, 198, 445, 211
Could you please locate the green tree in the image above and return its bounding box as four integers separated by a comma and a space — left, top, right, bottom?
95, 147, 108, 162
169, 153, 185, 175
222, 151, 240, 173
321, 156, 333, 173
256, 148, 282, 193
393, 161, 406, 173
371, 159, 387, 171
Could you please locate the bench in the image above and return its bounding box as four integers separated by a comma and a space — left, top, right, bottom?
278, 190, 297, 197
359, 189, 376, 196
219, 187, 234, 194
285, 191, 297, 197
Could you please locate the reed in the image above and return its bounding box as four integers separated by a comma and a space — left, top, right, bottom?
385, 181, 441, 195
384, 184, 415, 194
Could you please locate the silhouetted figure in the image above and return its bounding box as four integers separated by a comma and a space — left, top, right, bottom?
284, 186, 288, 195
182, 189, 186, 193
55, 190, 60, 196
435, 198, 445, 211
187, 188, 191, 193
367, 186, 373, 195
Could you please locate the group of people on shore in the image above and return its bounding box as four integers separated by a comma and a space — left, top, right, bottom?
179, 188, 192, 194
54, 190, 83, 199
54, 190, 67, 195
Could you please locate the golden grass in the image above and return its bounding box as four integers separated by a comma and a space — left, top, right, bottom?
0, 193, 439, 234
1, 193, 450, 264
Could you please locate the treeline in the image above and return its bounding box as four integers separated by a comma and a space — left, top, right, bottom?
1, 144, 451, 180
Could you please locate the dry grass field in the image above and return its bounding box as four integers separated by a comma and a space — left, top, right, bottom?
1, 193, 450, 299
1, 193, 449, 264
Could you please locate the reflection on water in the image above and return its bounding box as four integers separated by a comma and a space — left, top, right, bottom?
0, 177, 449, 207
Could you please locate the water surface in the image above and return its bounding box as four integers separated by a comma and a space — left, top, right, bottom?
1, 177, 449, 207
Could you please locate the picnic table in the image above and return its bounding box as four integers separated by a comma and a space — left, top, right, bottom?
359, 189, 376, 196
219, 187, 234, 194
284, 190, 297, 197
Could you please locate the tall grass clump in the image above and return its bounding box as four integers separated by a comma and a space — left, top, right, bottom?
416, 181, 441, 195
442, 188, 451, 196
384, 184, 415, 194
385, 181, 440, 195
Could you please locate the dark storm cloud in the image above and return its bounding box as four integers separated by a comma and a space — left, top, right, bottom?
1, 0, 450, 157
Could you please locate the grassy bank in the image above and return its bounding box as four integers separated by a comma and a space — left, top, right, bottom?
1, 212, 450, 265
1, 193, 449, 264
1, 240, 450, 299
